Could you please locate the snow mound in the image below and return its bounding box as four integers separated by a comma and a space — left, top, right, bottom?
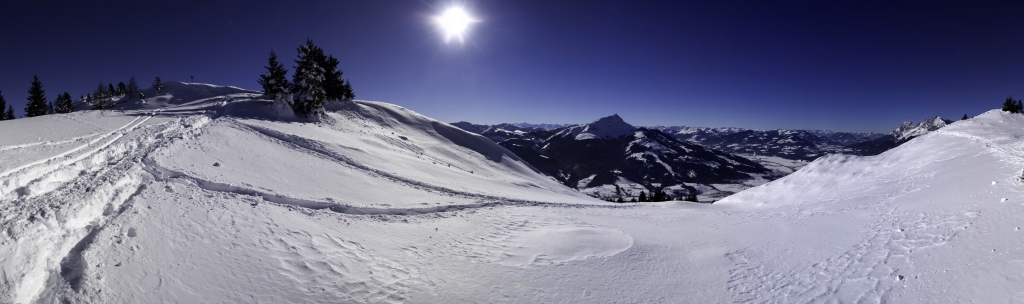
718, 110, 1017, 208
500, 226, 633, 267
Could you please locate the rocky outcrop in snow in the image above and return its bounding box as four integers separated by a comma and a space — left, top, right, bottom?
890, 116, 953, 143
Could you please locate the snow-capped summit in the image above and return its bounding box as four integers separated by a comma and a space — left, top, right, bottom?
558, 114, 637, 140
890, 116, 953, 143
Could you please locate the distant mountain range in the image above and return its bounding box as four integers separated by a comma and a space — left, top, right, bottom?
453, 115, 954, 201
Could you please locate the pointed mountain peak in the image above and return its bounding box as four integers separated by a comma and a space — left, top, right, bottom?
592, 114, 626, 125
574, 114, 636, 140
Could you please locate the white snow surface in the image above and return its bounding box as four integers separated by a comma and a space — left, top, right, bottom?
4, 82, 1024, 303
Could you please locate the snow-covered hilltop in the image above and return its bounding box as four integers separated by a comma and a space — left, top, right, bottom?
2, 82, 1022, 303
714, 110, 1024, 302
0, 82, 596, 303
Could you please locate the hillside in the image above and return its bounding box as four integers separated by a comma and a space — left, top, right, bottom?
2, 83, 1022, 303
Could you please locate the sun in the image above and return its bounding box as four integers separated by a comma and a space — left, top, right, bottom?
437, 7, 473, 44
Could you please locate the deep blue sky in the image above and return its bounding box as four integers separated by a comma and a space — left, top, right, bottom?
2, 1, 1023, 132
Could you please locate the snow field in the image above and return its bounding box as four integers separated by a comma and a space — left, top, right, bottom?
4, 82, 1024, 303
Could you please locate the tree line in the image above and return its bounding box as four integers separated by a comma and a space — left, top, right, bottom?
603, 190, 700, 203
0, 75, 165, 120
258, 39, 355, 117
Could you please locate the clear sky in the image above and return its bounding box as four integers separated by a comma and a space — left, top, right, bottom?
2, 0, 1023, 132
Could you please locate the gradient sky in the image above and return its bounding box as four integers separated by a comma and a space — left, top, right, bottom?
2, 0, 1023, 132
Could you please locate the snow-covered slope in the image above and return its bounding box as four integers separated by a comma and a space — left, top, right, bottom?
5, 82, 1024, 303
715, 110, 1024, 302
0, 83, 598, 303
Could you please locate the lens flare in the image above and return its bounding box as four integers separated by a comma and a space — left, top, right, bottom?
437, 7, 473, 44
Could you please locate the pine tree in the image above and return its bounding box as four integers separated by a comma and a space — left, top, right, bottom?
616, 197, 624, 203
117, 82, 126, 96
107, 83, 115, 97
55, 92, 73, 113
322, 55, 348, 101
153, 76, 164, 93
0, 90, 7, 121
291, 39, 328, 117
258, 50, 290, 102
94, 82, 110, 109
962, 114, 968, 120
638, 191, 647, 202
24, 76, 49, 117
1003, 96, 1020, 114
127, 76, 139, 100
46, 101, 54, 115
4, 105, 14, 120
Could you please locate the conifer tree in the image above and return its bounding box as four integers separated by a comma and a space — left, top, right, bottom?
55, 92, 73, 113
24, 76, 49, 117
1003, 96, 1021, 114
4, 105, 14, 120
94, 82, 110, 109
153, 76, 164, 93
47, 101, 54, 115
0, 90, 7, 121
638, 191, 647, 202
258, 50, 290, 102
323, 54, 351, 101
117, 82, 126, 96
127, 76, 139, 100
962, 114, 968, 120
107, 83, 115, 97
291, 39, 328, 117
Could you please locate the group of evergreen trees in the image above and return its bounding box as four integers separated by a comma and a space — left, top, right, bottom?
606, 190, 698, 203
87, 76, 157, 109
0, 91, 17, 120
258, 39, 354, 117
22, 76, 75, 118
0, 75, 165, 120
1003, 96, 1023, 114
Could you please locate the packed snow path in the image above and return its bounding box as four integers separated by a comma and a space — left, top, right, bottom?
2, 83, 1024, 303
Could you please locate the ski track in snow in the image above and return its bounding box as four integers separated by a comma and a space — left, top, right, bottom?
0, 107, 633, 303
5, 89, 1024, 303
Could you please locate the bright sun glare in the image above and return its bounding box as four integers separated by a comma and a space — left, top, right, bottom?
437, 7, 472, 44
